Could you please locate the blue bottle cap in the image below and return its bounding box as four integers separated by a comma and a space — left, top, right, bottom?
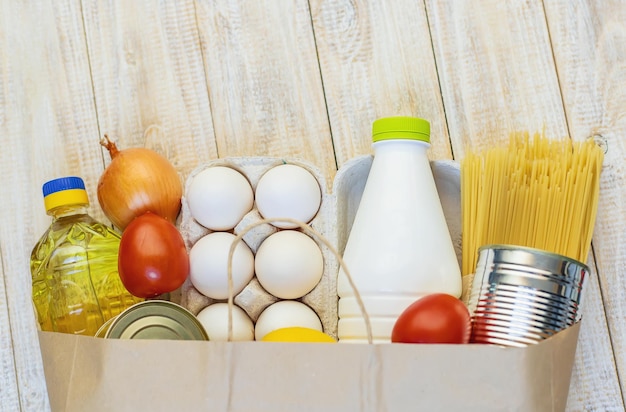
42, 176, 86, 197
42, 176, 89, 212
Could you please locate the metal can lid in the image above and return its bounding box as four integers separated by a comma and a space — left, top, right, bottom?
104, 300, 209, 341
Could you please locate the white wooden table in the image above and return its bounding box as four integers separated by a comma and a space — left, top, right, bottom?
1, 1, 625, 410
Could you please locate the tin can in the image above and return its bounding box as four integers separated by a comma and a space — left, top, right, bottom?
467, 245, 587, 347
95, 316, 116, 338
104, 300, 209, 341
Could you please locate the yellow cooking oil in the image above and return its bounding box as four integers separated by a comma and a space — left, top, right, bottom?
30, 176, 142, 336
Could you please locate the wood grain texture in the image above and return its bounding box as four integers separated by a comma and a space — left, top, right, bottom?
81, 0, 217, 179
310, 0, 452, 165
1, 0, 625, 410
426, 0, 568, 158
0, 0, 104, 410
567, 257, 624, 411
545, 0, 626, 408
195, 0, 336, 189
425, 0, 621, 409
0, 1, 26, 395
0, 242, 19, 412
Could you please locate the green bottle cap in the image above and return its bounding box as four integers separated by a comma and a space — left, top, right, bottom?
372, 117, 430, 143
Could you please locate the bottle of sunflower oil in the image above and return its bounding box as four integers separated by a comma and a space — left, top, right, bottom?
30, 176, 142, 336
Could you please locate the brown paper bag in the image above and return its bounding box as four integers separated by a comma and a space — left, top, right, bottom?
37, 156, 581, 411
39, 322, 579, 412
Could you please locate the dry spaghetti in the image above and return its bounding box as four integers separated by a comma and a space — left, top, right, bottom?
461, 132, 604, 276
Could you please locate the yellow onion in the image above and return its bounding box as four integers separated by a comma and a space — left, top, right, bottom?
97, 135, 183, 230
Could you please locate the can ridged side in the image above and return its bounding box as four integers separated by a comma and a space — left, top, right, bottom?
95, 316, 116, 338
468, 245, 587, 347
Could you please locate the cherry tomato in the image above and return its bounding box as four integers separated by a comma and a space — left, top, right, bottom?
118, 212, 189, 298
391, 293, 471, 344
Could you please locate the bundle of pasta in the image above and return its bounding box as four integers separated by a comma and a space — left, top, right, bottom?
461, 133, 604, 275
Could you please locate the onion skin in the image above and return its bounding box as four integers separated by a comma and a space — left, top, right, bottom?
98, 135, 183, 230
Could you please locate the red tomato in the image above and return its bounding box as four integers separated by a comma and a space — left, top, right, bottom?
391, 293, 471, 344
118, 212, 189, 298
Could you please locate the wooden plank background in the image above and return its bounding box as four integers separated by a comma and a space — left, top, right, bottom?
1, 0, 624, 410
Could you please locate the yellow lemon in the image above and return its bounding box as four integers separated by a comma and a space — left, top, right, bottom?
261, 327, 337, 343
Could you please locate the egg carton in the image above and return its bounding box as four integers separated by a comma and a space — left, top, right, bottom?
178, 156, 462, 340
178, 157, 338, 337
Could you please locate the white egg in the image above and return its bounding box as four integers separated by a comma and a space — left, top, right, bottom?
254, 300, 322, 340
255, 164, 322, 229
189, 232, 255, 300
255, 230, 324, 299
187, 166, 254, 230
195, 303, 254, 341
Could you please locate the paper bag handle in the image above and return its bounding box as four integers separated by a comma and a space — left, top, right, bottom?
227, 217, 373, 344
